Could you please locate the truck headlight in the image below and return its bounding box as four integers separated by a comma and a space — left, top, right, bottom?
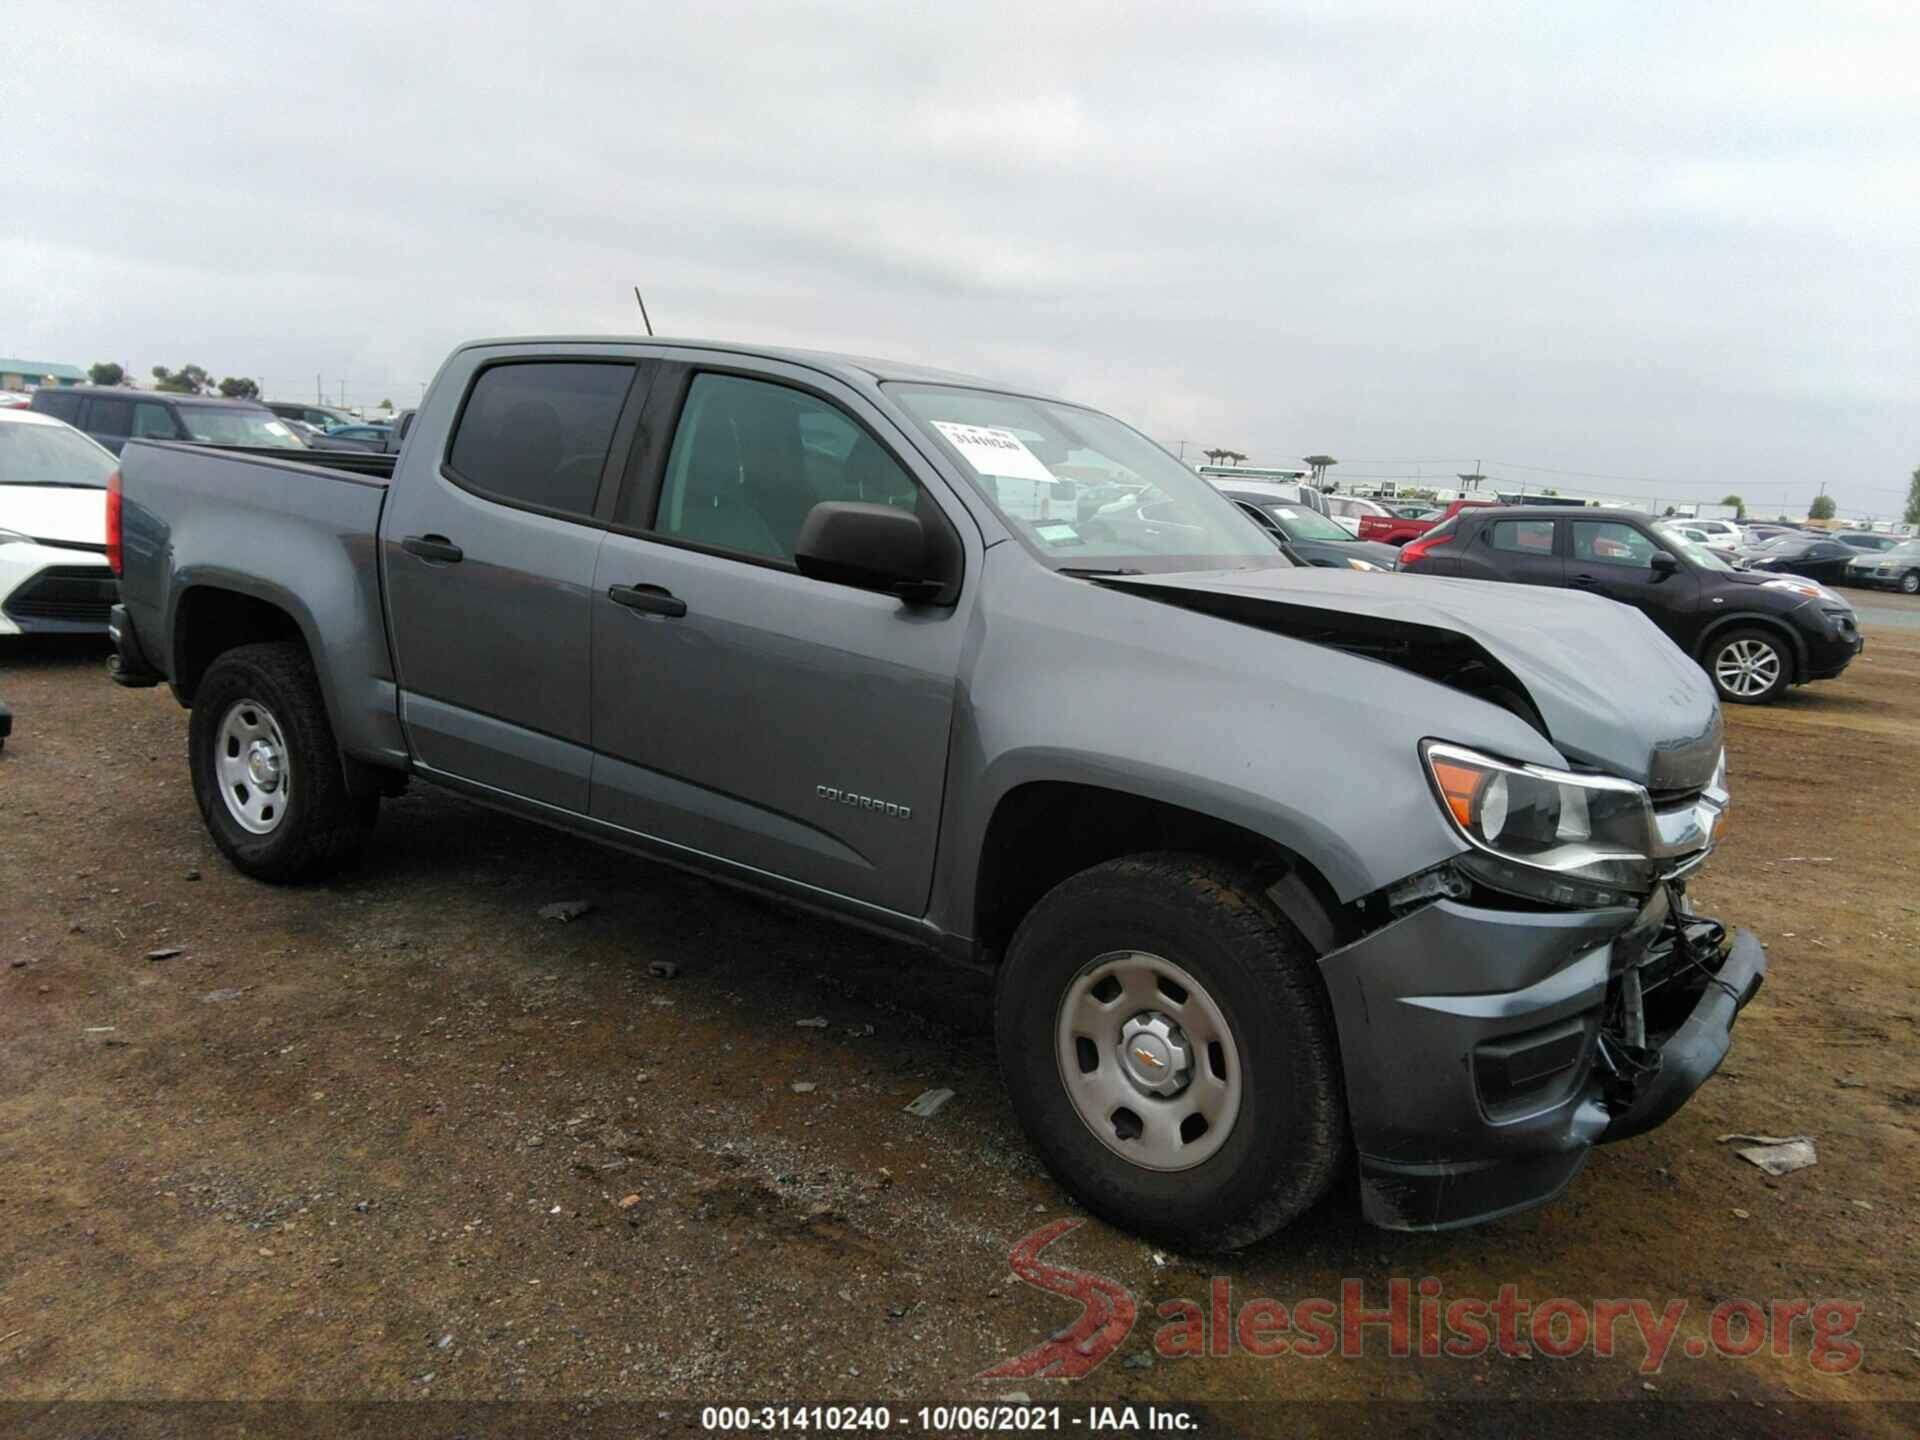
1422, 741, 1657, 905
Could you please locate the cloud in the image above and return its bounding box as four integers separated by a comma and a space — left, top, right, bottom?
5, 0, 1916, 514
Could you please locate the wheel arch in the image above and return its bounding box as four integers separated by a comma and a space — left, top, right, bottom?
970, 780, 1354, 964
169, 585, 396, 799
1692, 611, 1807, 682
171, 584, 311, 704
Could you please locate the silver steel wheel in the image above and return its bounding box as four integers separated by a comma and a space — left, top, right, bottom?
1055, 950, 1244, 1171
214, 698, 291, 835
1713, 637, 1782, 699
1903, 571, 1919, 595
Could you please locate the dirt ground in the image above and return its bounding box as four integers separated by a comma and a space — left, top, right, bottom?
3, 600, 1917, 1436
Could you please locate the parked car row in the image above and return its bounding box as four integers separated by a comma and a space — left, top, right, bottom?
1393, 505, 1862, 706
1188, 474, 1874, 707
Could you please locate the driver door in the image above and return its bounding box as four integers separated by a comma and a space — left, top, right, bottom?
586, 360, 968, 916
1567, 519, 1698, 644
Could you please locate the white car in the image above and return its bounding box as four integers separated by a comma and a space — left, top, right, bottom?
1322, 493, 1393, 537
1673, 516, 1746, 547
0, 408, 118, 636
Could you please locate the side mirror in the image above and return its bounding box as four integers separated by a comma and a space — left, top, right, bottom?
1649, 550, 1680, 574
794, 501, 951, 602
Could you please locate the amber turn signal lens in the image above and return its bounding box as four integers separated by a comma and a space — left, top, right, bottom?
1430, 758, 1485, 830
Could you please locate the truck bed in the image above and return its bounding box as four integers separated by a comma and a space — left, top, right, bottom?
182, 441, 397, 483
115, 437, 404, 770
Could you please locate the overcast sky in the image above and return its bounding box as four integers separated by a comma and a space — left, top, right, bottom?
7, 1, 1916, 517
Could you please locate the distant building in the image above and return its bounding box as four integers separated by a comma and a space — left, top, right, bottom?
0, 359, 88, 392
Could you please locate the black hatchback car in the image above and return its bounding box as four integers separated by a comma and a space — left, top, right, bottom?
1734, 532, 1869, 585
1399, 506, 1862, 704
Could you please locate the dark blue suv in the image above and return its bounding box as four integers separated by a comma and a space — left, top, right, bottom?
1400, 505, 1862, 704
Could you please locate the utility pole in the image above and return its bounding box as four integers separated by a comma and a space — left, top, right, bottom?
315, 372, 322, 404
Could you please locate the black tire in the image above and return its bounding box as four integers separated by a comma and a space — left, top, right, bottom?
1902, 570, 1919, 596
188, 641, 368, 882
1703, 626, 1793, 705
994, 853, 1348, 1252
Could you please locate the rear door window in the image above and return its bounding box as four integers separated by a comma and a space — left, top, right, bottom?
1490, 519, 1556, 554
88, 397, 134, 438
446, 361, 637, 521
35, 390, 82, 422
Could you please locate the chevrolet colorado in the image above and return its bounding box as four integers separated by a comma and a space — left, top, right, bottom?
105, 337, 1764, 1248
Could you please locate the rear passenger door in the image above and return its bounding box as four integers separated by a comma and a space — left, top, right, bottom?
1481, 517, 1565, 586
382, 354, 652, 811
587, 359, 968, 916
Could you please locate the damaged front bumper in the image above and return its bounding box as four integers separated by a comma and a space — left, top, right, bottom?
1319, 882, 1765, 1231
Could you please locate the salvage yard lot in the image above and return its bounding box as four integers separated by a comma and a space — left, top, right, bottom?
3, 603, 1918, 1431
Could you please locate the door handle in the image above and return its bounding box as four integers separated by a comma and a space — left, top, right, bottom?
401, 534, 463, 564
1570, 572, 1601, 586
608, 583, 688, 618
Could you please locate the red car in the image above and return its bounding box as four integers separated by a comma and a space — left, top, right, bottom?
1358, 497, 1499, 546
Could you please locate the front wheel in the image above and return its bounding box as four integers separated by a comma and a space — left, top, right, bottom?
1902, 570, 1919, 596
188, 641, 369, 881
994, 854, 1348, 1252
1705, 627, 1792, 705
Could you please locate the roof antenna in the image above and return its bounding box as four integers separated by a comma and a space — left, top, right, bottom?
632, 286, 654, 337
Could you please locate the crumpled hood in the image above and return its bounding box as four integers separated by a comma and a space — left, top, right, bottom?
0, 485, 106, 548
1100, 567, 1724, 793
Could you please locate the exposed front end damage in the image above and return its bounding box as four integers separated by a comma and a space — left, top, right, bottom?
1100, 567, 1725, 794
1319, 877, 1765, 1230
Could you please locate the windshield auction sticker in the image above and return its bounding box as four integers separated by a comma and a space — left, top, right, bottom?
931, 421, 1057, 483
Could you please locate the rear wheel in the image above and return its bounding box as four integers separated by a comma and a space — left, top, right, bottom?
995, 854, 1348, 1251
188, 642, 370, 881
1705, 627, 1791, 705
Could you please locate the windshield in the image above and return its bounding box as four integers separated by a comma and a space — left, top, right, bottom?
177, 407, 305, 449
1879, 542, 1920, 560
1260, 503, 1353, 541
888, 384, 1289, 573
1752, 534, 1807, 552
0, 419, 117, 487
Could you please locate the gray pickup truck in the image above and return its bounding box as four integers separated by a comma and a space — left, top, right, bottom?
105, 336, 1764, 1248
